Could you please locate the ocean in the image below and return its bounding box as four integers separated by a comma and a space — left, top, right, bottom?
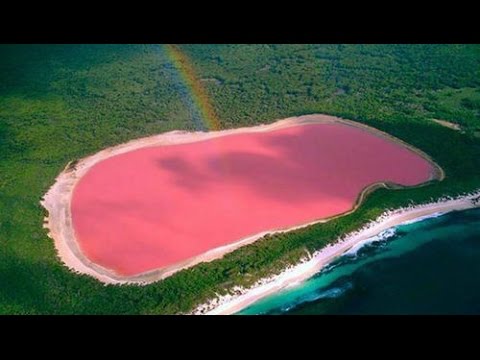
237, 207, 480, 315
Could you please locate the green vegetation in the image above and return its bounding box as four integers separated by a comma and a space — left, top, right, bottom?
1, 44, 479, 314
424, 87, 480, 131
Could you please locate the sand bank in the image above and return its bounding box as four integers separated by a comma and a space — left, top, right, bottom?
193, 191, 480, 315
41, 114, 442, 285
432, 119, 461, 131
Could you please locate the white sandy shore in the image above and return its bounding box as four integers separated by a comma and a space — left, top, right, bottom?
193, 191, 480, 315
41, 114, 443, 285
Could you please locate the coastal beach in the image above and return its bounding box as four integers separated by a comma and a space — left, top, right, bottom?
196, 191, 480, 315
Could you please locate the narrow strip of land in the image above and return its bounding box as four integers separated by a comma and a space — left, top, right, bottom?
198, 192, 480, 315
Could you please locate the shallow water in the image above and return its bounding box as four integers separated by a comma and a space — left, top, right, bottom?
238, 207, 480, 315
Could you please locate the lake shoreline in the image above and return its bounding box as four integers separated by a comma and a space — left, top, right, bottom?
40, 114, 441, 285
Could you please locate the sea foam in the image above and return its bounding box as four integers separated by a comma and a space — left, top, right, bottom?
400, 211, 446, 226
344, 227, 397, 257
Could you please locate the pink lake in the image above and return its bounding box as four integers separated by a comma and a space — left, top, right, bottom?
71, 123, 435, 276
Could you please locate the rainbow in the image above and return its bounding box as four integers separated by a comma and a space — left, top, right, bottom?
164, 44, 221, 131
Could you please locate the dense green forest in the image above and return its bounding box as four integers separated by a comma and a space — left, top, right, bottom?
1, 44, 479, 314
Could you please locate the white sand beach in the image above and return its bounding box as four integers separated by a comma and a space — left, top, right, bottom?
194, 191, 480, 315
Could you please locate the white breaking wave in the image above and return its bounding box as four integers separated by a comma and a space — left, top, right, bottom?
344, 227, 397, 257
314, 282, 353, 299
400, 211, 446, 226
280, 282, 353, 312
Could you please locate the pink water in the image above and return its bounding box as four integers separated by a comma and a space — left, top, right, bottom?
71, 123, 434, 276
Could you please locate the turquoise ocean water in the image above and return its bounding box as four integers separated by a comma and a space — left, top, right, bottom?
238, 207, 480, 315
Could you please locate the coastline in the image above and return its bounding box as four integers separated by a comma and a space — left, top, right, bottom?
194, 191, 480, 315
40, 113, 443, 285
